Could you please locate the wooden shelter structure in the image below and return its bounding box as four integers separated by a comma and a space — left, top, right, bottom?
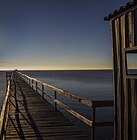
105, 0, 137, 140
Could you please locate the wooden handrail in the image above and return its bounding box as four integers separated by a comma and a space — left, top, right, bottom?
36, 85, 92, 126
17, 71, 113, 108
17, 71, 114, 123
17, 71, 114, 140
0, 77, 11, 139
18, 72, 93, 106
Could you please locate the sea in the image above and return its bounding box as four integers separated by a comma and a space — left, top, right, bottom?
0, 70, 114, 139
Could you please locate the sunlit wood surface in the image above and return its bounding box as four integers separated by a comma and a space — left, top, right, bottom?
5, 76, 87, 140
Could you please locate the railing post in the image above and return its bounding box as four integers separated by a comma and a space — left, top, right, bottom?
54, 91, 57, 111
92, 106, 96, 140
36, 82, 38, 92
32, 80, 33, 89
29, 79, 30, 85
42, 85, 44, 98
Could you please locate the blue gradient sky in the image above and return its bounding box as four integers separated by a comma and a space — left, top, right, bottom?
0, 0, 130, 70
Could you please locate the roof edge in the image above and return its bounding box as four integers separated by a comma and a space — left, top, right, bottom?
104, 1, 137, 21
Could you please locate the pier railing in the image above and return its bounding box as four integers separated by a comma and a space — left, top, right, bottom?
0, 72, 12, 140
17, 71, 114, 140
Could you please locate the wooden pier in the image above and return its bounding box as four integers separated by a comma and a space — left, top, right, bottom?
0, 71, 114, 140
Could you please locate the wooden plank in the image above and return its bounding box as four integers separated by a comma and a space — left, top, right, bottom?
124, 46, 137, 53
134, 9, 137, 46
128, 12, 134, 48
110, 19, 118, 140
121, 15, 129, 140
130, 79, 137, 140
115, 18, 122, 140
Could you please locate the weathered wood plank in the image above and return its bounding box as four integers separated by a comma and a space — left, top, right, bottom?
124, 46, 137, 53
128, 12, 134, 48
121, 14, 129, 140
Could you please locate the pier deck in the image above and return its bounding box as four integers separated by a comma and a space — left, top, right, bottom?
5, 75, 87, 140
0, 71, 114, 140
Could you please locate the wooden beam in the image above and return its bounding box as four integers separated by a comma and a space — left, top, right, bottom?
0, 80, 11, 139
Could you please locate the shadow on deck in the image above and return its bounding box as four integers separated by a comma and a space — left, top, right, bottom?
6, 76, 87, 140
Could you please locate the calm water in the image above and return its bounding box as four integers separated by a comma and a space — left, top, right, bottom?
0, 71, 6, 108
0, 70, 114, 139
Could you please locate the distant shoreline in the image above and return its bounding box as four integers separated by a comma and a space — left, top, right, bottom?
0, 69, 113, 71
0, 68, 137, 71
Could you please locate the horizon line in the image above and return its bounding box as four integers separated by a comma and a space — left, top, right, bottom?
0, 68, 137, 71
0, 68, 113, 71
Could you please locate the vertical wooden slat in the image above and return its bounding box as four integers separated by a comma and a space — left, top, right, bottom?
132, 11, 135, 47
130, 79, 137, 140
118, 17, 125, 140
134, 9, 137, 46
121, 15, 128, 140
135, 80, 137, 140
115, 18, 122, 140
127, 79, 132, 140
111, 17, 124, 140
128, 12, 134, 48
110, 19, 118, 140
125, 13, 129, 48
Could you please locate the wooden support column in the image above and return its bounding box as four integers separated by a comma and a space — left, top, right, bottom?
54, 91, 57, 111
36, 82, 38, 92
29, 79, 30, 85
32, 80, 33, 88
42, 85, 44, 98
92, 106, 96, 140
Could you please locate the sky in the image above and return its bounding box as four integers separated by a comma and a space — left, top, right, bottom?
0, 0, 132, 70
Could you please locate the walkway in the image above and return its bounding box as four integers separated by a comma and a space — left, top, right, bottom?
5, 75, 87, 140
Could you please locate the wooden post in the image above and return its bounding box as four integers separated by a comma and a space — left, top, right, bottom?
36, 82, 38, 92
92, 106, 96, 140
42, 85, 44, 98
29, 79, 30, 85
55, 91, 57, 111
32, 80, 33, 89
